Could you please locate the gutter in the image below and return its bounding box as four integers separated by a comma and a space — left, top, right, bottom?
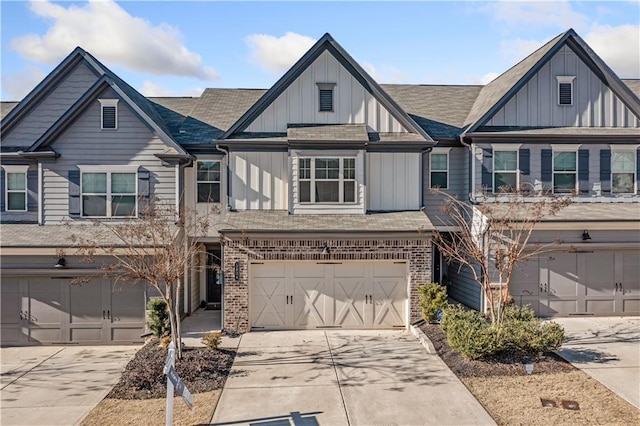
459, 133, 476, 203
215, 144, 233, 211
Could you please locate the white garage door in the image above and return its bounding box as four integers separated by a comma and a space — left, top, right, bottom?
510, 250, 640, 316
0, 277, 145, 346
250, 261, 407, 329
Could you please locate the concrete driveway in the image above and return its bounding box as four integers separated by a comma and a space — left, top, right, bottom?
554, 317, 640, 409
1, 345, 138, 425
211, 330, 495, 425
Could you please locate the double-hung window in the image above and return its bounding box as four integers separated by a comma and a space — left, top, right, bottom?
611, 149, 636, 194
81, 170, 136, 217
493, 150, 518, 192
430, 152, 448, 189
4, 166, 28, 211
196, 161, 221, 203
553, 150, 577, 193
299, 157, 356, 203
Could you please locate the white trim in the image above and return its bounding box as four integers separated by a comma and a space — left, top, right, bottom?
77, 165, 139, 172
611, 149, 637, 195
429, 151, 449, 190
38, 162, 43, 225
195, 160, 222, 204
80, 170, 138, 218
556, 76, 575, 106
610, 144, 640, 151
550, 144, 581, 151
492, 148, 519, 193
430, 147, 453, 154
99, 99, 119, 130
2, 165, 29, 174
552, 149, 578, 194
491, 143, 522, 150
3, 165, 28, 212
298, 156, 357, 204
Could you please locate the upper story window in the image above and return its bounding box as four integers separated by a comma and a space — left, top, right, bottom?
81, 169, 136, 217
493, 150, 518, 192
317, 83, 335, 112
196, 161, 221, 203
556, 76, 575, 106
4, 166, 28, 211
611, 149, 636, 194
99, 99, 119, 130
553, 150, 577, 193
430, 152, 449, 189
299, 157, 355, 203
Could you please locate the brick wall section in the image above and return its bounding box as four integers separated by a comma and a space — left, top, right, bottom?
222, 237, 432, 333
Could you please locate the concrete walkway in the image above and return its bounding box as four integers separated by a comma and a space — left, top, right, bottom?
0, 345, 138, 425
554, 316, 640, 409
211, 330, 495, 425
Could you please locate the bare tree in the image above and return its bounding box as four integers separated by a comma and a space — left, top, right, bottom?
69, 199, 216, 357
432, 189, 571, 325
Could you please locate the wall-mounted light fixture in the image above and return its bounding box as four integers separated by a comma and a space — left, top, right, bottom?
581, 230, 592, 241
321, 242, 330, 255
234, 261, 241, 280
54, 257, 67, 269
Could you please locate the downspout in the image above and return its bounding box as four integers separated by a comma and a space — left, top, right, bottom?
421, 146, 433, 209
215, 144, 232, 211
459, 133, 476, 203
38, 162, 43, 225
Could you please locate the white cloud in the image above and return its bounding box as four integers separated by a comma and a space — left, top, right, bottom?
489, 1, 588, 31
10, 0, 218, 81
1, 65, 46, 100
499, 38, 546, 61
585, 24, 640, 78
245, 32, 316, 73
480, 72, 501, 85
362, 62, 408, 84
139, 81, 203, 97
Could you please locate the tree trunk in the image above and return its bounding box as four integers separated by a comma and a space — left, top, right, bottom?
175, 278, 182, 358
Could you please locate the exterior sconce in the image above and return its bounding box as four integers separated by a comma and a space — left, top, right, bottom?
54, 257, 67, 269
321, 242, 330, 255
581, 230, 592, 241
234, 261, 241, 280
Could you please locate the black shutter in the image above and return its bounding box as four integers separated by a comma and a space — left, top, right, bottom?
68, 170, 81, 217
27, 169, 38, 212
578, 149, 589, 194
0, 169, 5, 212
519, 149, 530, 176
138, 169, 150, 214
481, 148, 493, 191
600, 149, 611, 194
541, 149, 553, 188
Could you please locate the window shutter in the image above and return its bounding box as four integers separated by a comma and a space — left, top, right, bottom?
138, 169, 150, 214
0, 169, 5, 212
519, 149, 530, 176
578, 149, 589, 194
600, 149, 611, 194
481, 148, 493, 190
541, 149, 552, 187
68, 170, 81, 217
636, 149, 640, 195
27, 169, 38, 212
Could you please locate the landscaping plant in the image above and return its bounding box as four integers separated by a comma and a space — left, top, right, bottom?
418, 283, 448, 322
147, 298, 169, 337
202, 331, 222, 349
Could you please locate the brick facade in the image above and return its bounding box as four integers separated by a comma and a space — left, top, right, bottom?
222, 236, 432, 333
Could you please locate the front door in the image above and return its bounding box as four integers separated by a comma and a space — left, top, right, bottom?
206, 250, 222, 309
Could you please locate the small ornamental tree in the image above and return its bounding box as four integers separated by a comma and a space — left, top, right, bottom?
432, 189, 571, 325
69, 198, 216, 358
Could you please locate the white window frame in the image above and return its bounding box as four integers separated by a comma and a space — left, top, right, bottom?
610, 145, 639, 195
298, 156, 356, 204
551, 144, 580, 194
492, 144, 521, 194
3, 165, 29, 212
78, 165, 137, 218
317, 83, 335, 113
556, 76, 575, 106
429, 148, 450, 189
99, 99, 119, 130
196, 160, 222, 203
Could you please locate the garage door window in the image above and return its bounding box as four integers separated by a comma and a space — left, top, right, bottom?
299, 157, 356, 203
82, 171, 136, 217
611, 151, 635, 194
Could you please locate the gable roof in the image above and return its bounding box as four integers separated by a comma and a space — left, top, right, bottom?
221, 33, 434, 143
463, 29, 640, 135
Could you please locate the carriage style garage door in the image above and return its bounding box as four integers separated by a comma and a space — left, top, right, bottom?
0, 277, 145, 346
250, 261, 408, 329
511, 251, 640, 316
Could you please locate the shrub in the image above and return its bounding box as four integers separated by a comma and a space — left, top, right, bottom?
147, 298, 169, 338
442, 306, 504, 359
501, 306, 564, 354
202, 331, 223, 349
160, 336, 172, 350
418, 283, 448, 322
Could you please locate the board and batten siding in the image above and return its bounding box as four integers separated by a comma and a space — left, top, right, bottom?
367, 152, 420, 211
42, 90, 177, 223
447, 260, 482, 311
245, 51, 408, 133
2, 63, 99, 147
230, 151, 288, 210
423, 147, 468, 226
487, 46, 639, 128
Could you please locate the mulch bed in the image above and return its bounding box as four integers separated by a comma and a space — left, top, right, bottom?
107, 339, 235, 400
419, 322, 575, 377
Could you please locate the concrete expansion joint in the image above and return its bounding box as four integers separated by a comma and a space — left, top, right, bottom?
324, 331, 351, 426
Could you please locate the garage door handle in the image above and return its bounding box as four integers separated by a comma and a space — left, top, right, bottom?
107, 310, 110, 319
102, 310, 106, 319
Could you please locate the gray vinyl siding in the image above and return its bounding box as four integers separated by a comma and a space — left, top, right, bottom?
42, 89, 177, 223
447, 260, 482, 311
367, 152, 420, 211
423, 147, 468, 226
487, 45, 639, 128
2, 63, 99, 147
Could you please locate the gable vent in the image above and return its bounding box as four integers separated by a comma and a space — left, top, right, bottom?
556, 76, 575, 106
102, 106, 117, 129
317, 83, 335, 112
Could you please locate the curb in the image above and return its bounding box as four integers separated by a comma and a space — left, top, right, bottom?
409, 322, 436, 354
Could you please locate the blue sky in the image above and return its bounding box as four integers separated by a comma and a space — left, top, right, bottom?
1, 1, 639, 100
